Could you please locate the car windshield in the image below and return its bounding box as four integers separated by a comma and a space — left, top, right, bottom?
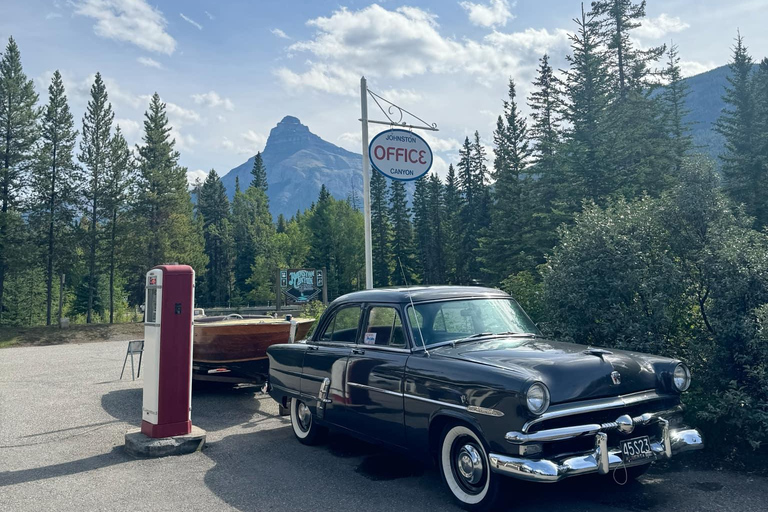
407, 298, 540, 348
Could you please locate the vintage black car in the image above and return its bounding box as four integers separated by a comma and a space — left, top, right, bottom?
266, 286, 703, 510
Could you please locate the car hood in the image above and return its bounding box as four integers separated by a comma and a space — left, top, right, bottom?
430, 337, 670, 404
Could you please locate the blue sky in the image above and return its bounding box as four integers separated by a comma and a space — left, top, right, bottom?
3, 0, 767, 183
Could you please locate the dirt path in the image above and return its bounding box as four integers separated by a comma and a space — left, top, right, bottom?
0, 322, 143, 348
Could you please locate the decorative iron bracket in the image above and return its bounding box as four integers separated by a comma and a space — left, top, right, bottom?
360, 88, 439, 132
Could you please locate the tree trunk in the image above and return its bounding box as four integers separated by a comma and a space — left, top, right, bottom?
87, 168, 97, 324
109, 208, 116, 324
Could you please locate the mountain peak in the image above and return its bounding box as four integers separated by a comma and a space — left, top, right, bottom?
279, 115, 301, 125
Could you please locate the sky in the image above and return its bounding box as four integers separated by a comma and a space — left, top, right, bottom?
2, 0, 767, 184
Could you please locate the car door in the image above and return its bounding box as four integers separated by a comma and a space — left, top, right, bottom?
300, 304, 362, 426
345, 304, 409, 447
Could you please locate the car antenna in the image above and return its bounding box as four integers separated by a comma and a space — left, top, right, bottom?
398, 256, 429, 357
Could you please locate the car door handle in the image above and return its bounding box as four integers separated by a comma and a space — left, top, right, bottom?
307, 345, 319, 351
352, 348, 365, 355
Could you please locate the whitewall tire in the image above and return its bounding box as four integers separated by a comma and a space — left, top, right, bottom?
289, 398, 326, 445
439, 424, 500, 511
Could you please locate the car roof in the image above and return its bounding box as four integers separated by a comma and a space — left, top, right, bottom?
330, 285, 510, 306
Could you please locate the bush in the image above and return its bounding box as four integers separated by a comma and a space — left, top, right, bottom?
542, 159, 768, 465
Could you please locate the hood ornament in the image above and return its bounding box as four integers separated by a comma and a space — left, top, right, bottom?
610, 371, 622, 385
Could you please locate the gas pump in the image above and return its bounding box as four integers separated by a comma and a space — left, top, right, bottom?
141, 265, 195, 438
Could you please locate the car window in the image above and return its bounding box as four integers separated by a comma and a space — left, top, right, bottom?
318, 306, 362, 343
363, 307, 407, 348
407, 298, 540, 347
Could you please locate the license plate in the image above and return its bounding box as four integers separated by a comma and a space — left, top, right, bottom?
620, 436, 653, 461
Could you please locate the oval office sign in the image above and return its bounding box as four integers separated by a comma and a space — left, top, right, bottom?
369, 129, 433, 181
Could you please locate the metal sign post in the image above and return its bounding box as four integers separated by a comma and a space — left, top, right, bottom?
359, 77, 439, 289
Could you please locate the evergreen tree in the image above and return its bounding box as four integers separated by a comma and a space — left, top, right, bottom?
481, 80, 532, 282
370, 169, 392, 287
561, 5, 612, 205
197, 170, 232, 306
589, 0, 665, 96
30, 70, 79, 325
426, 173, 447, 283
755, 58, 768, 200
131, 93, 206, 304
251, 151, 268, 192
716, 34, 764, 227
389, 180, 416, 285
443, 164, 462, 283
79, 72, 113, 323
102, 126, 133, 323
276, 213, 287, 234
0, 37, 39, 322
412, 176, 430, 282
527, 53, 566, 265
661, 43, 693, 172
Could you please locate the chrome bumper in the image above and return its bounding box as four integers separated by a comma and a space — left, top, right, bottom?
489, 414, 703, 483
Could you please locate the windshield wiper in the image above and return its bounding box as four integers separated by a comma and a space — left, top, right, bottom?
495, 331, 540, 338
451, 332, 494, 347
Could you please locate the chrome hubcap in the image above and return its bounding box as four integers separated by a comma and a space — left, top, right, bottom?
297, 402, 311, 431
456, 444, 483, 485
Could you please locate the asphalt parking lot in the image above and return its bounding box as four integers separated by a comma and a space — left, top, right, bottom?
1, 340, 767, 512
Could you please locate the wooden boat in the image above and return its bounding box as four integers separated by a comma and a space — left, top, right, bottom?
192, 315, 314, 384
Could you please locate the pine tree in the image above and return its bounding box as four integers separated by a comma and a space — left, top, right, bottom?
562, 5, 612, 204
589, 0, 665, 96
251, 151, 268, 192
197, 170, 232, 306
716, 34, 764, 226
443, 164, 462, 283
370, 170, 391, 287
131, 93, 206, 304
389, 180, 416, 285
755, 58, 768, 202
30, 70, 79, 325
661, 43, 693, 172
79, 72, 113, 323
481, 80, 532, 282
102, 126, 132, 323
426, 173, 447, 283
527, 53, 566, 264
0, 37, 39, 322
412, 176, 430, 282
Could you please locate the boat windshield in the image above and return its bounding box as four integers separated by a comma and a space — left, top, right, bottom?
406, 298, 540, 348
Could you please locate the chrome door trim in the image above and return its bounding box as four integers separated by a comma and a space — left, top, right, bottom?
404, 393, 467, 410
522, 390, 672, 433
347, 381, 404, 397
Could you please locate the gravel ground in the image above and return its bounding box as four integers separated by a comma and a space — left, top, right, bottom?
1, 340, 767, 512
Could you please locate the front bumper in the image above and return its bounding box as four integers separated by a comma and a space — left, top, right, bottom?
489, 412, 703, 483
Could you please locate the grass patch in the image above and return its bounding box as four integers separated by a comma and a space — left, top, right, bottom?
0, 323, 144, 348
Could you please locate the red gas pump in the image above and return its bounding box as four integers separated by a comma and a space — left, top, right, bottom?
141, 265, 195, 438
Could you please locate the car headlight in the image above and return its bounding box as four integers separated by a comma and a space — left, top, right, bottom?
673, 363, 691, 392
526, 382, 550, 415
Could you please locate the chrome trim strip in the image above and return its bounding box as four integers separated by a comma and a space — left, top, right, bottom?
467, 405, 504, 417
507, 406, 683, 444
404, 393, 467, 410
347, 382, 404, 397
522, 390, 672, 433
354, 344, 412, 354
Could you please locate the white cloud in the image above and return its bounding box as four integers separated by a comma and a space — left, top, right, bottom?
187, 169, 207, 186
204, 11, 214, 20
240, 130, 267, 153
680, 60, 717, 77
271, 28, 290, 39
219, 137, 235, 150
46, 12, 62, 20
191, 91, 234, 111
114, 117, 142, 145
459, 0, 514, 28
633, 13, 689, 40
276, 5, 569, 94
73, 0, 176, 55
430, 155, 450, 179
180, 13, 202, 30
137, 56, 162, 69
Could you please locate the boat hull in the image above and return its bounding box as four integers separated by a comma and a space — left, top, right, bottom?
192, 318, 314, 383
